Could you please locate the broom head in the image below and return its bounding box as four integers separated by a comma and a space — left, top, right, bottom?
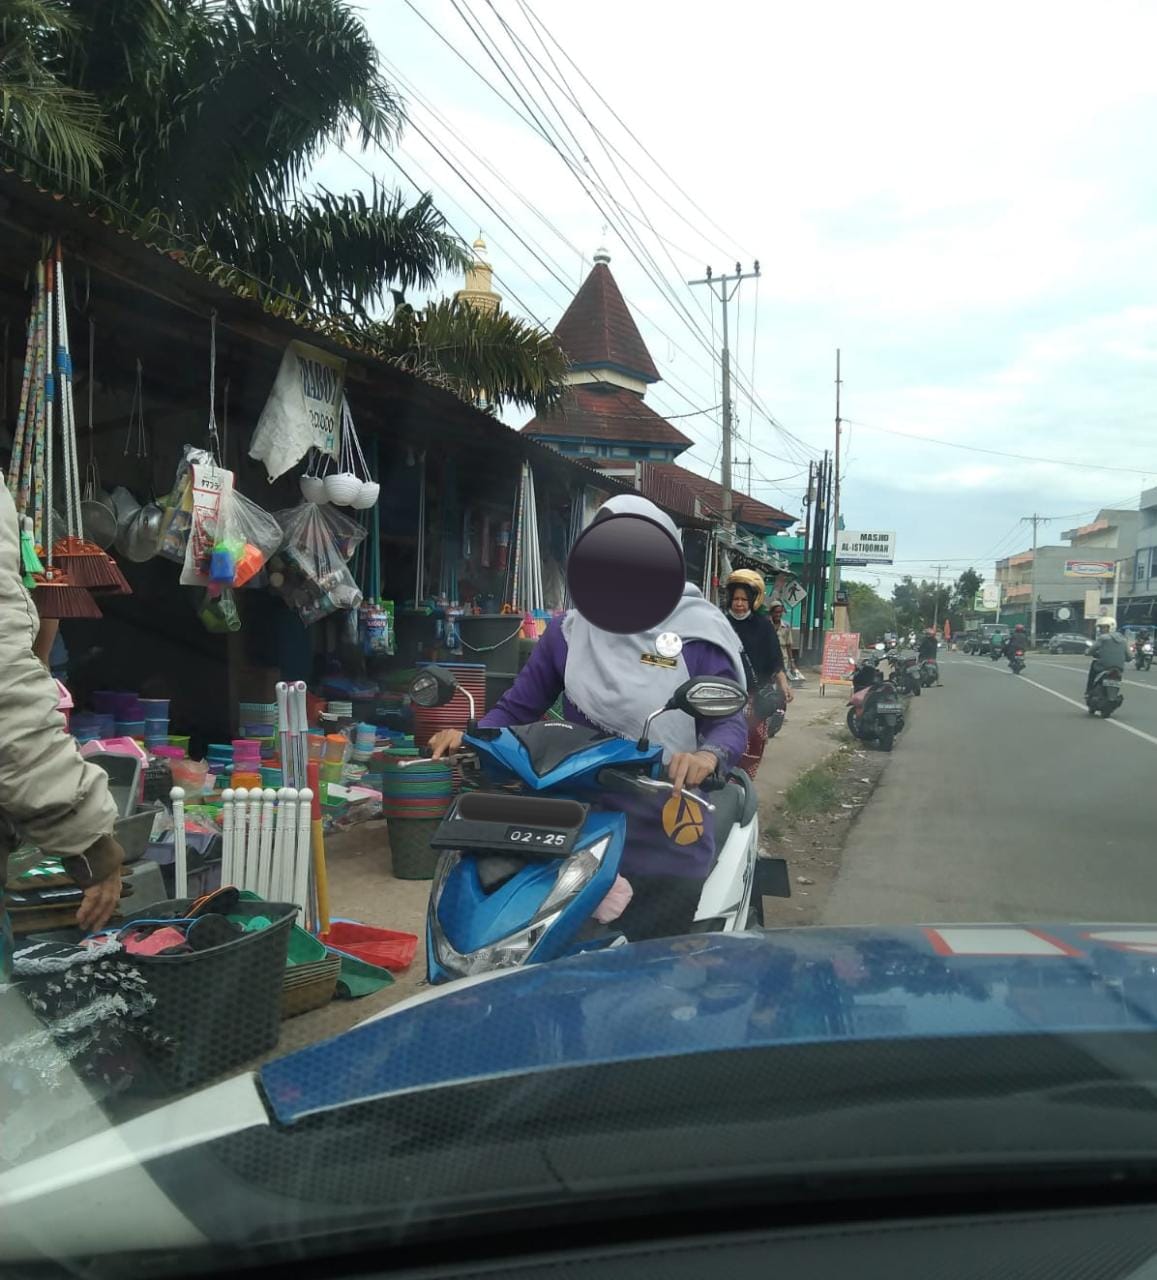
20, 517, 45, 578
92, 554, 132, 596
52, 536, 124, 589
32, 566, 102, 619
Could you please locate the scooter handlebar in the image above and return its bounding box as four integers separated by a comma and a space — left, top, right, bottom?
596, 766, 717, 812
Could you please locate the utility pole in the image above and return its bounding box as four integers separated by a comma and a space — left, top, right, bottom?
831, 349, 843, 601
688, 262, 760, 528
801, 460, 815, 650
930, 563, 950, 632
1021, 514, 1049, 647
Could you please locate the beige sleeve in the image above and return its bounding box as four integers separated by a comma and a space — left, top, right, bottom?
0, 490, 119, 856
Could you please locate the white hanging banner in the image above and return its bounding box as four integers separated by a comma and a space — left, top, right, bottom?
249, 340, 346, 482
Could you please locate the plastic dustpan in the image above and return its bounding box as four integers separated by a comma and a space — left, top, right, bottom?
331, 951, 395, 999
320, 920, 417, 972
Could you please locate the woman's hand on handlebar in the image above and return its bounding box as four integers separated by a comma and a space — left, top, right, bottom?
667, 749, 719, 799
427, 728, 464, 760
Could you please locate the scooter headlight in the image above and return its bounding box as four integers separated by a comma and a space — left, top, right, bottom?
536, 835, 611, 920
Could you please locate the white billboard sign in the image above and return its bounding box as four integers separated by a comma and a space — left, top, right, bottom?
981, 581, 1002, 610
835, 530, 896, 565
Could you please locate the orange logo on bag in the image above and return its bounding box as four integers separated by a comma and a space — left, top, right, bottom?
662, 793, 705, 845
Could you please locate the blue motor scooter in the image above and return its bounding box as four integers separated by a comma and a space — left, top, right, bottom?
407, 665, 785, 984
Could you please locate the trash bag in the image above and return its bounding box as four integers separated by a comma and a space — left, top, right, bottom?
210, 490, 283, 588
268, 501, 362, 625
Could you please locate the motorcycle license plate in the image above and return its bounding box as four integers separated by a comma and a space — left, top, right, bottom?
876, 701, 902, 714
431, 790, 588, 857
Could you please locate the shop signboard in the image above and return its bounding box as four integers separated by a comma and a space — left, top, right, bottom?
981, 581, 1002, 610
250, 340, 347, 481
835, 530, 895, 565
820, 632, 861, 689
1064, 560, 1114, 578
1084, 589, 1101, 618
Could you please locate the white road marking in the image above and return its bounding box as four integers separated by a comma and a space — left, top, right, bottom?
963, 657, 1157, 747
1035, 657, 1157, 692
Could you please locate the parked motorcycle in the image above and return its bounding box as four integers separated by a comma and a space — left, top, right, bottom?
1008, 649, 1026, 675
918, 657, 940, 686
1086, 668, 1124, 719
408, 666, 789, 984
846, 657, 905, 752
1137, 641, 1153, 672
883, 648, 921, 697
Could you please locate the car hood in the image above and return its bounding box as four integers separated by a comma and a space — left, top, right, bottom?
261, 924, 1157, 1123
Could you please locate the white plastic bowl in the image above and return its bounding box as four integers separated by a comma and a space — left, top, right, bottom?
300, 474, 326, 503
351, 480, 380, 509
324, 472, 364, 506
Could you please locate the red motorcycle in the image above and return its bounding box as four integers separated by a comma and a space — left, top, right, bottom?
846, 658, 905, 752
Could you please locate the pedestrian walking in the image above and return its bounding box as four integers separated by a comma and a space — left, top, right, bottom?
770, 600, 804, 683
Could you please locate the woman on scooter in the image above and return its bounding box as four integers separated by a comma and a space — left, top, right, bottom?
429, 496, 748, 943
721, 569, 793, 780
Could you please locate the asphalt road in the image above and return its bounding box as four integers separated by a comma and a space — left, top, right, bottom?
823, 650, 1157, 926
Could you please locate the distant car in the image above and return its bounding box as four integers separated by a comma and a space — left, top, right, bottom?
1047, 632, 1093, 654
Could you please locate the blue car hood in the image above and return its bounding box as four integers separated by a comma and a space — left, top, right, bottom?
261, 924, 1157, 1123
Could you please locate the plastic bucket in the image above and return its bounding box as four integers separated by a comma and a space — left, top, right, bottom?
457, 614, 523, 673
386, 814, 444, 880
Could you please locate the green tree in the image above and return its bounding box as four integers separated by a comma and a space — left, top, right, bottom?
948, 566, 983, 633
0, 0, 109, 183
845, 579, 894, 644
891, 576, 951, 634
2, 0, 569, 411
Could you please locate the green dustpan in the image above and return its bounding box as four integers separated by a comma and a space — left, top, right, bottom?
330, 949, 395, 998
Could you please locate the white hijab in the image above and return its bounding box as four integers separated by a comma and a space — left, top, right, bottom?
562, 497, 746, 759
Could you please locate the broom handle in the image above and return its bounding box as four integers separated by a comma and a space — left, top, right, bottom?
43, 258, 54, 566
55, 245, 82, 537
7, 277, 39, 504
21, 265, 45, 521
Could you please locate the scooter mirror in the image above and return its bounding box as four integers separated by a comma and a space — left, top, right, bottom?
410, 665, 460, 708
668, 676, 747, 719
567, 511, 685, 634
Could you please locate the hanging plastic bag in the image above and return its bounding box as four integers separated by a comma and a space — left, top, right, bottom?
316, 501, 367, 562
179, 462, 233, 587
211, 490, 283, 588
199, 587, 241, 633
360, 600, 394, 656
157, 445, 214, 563
268, 501, 362, 625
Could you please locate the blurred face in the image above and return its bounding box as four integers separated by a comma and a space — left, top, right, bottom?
730, 589, 751, 617
770, 607, 784, 626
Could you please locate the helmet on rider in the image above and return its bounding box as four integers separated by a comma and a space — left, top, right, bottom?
1096, 617, 1113, 632
1014, 623, 1025, 632
724, 568, 765, 611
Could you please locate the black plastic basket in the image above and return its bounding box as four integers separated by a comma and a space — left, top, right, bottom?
119, 897, 298, 1093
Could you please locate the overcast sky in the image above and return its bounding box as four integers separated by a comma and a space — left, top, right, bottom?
314, 0, 1157, 592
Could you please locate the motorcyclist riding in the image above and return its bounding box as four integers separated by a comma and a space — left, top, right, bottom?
1003, 623, 1027, 660
1087, 618, 1129, 695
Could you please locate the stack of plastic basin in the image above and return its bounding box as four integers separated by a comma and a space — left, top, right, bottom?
380, 746, 453, 879
141, 698, 170, 750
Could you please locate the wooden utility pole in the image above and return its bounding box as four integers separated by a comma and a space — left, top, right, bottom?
931, 563, 950, 632
831, 349, 843, 604
1021, 514, 1049, 646
688, 262, 760, 528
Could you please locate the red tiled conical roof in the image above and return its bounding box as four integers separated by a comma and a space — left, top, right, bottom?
553, 262, 660, 383
524, 383, 692, 447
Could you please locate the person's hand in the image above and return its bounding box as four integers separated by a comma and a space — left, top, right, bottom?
667, 749, 719, 798
427, 728, 464, 760
77, 870, 123, 932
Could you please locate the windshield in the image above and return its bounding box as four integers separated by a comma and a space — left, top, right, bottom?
1, 1, 1155, 1274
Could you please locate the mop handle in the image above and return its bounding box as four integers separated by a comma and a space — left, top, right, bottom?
170, 787, 187, 901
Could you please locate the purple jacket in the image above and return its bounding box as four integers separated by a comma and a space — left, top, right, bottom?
479, 618, 747, 880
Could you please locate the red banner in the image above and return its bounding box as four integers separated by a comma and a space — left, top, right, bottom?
820, 632, 861, 687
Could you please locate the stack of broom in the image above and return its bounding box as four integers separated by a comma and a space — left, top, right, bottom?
6, 242, 130, 625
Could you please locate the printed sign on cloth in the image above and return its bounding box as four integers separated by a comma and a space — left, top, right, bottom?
250, 341, 347, 482
820, 632, 861, 688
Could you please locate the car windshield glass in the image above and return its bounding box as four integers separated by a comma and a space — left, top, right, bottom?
0, 2, 1154, 1275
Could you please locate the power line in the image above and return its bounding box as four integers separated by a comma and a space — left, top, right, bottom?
844, 417, 1156, 477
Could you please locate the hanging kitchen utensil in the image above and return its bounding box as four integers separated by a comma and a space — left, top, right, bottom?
300, 449, 326, 503
123, 356, 148, 459
80, 326, 117, 549
323, 397, 364, 506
